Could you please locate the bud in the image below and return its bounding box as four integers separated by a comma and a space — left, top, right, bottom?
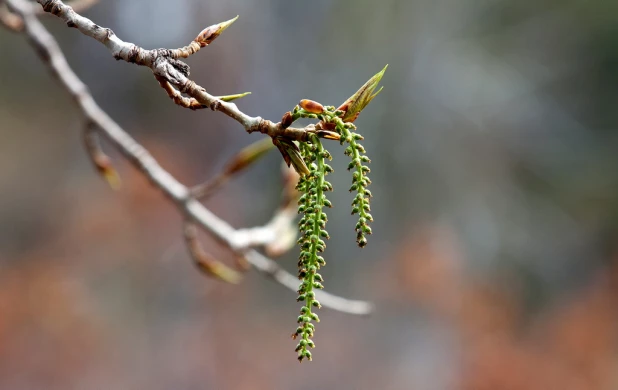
272, 136, 311, 176
337, 64, 387, 123
314, 130, 341, 140
94, 156, 122, 190
216, 91, 251, 102
281, 111, 294, 128
224, 137, 274, 175
299, 99, 325, 114
194, 15, 239, 47
85, 130, 121, 190
197, 260, 242, 284
186, 224, 242, 284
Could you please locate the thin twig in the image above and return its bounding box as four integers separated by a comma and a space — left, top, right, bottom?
5, 0, 373, 316
155, 75, 204, 110
83, 121, 121, 190
1, 0, 97, 31
27, 0, 327, 143
190, 142, 299, 256
264, 164, 302, 258
183, 222, 242, 284
243, 250, 373, 315
191, 137, 274, 199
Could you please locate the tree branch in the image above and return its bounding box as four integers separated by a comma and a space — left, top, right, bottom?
4, 0, 373, 316
27, 0, 331, 143
1, 0, 97, 31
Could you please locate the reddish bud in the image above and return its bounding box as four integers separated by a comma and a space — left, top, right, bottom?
281, 111, 294, 128
299, 99, 325, 114
194, 16, 238, 47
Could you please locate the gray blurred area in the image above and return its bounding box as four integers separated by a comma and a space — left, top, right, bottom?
1, 0, 618, 389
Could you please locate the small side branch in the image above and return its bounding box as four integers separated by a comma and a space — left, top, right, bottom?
26, 0, 325, 142
155, 75, 205, 110
1, 0, 97, 31
243, 251, 373, 316
84, 121, 121, 189
184, 222, 242, 284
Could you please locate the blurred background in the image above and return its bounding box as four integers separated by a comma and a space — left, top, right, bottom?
1, 0, 618, 388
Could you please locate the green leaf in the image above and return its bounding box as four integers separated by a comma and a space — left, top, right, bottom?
337, 64, 387, 122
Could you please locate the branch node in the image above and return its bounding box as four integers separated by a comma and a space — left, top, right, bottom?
168, 57, 190, 78
249, 118, 271, 135
42, 0, 62, 15
125, 45, 140, 63
179, 78, 195, 94
209, 99, 221, 112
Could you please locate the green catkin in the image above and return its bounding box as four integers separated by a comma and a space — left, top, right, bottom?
295, 137, 330, 362
290, 66, 384, 361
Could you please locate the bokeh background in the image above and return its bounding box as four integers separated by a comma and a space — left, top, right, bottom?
2, 0, 618, 389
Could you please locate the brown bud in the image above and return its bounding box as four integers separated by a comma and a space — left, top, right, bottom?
194, 16, 239, 47
224, 137, 274, 175
281, 111, 294, 128
299, 99, 325, 114
85, 131, 121, 190
314, 130, 341, 140
272, 137, 311, 176
185, 224, 242, 284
